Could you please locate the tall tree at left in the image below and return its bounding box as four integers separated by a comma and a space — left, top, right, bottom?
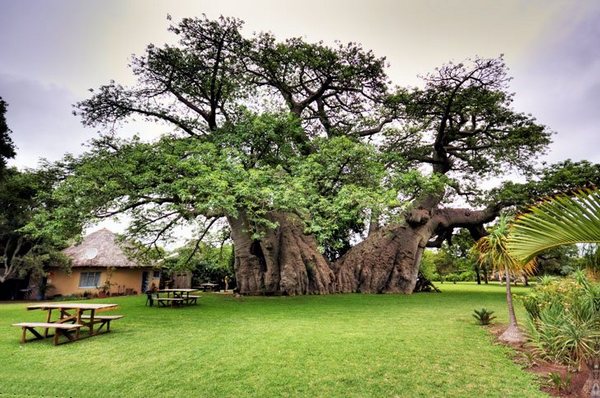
0, 97, 16, 177
0, 98, 70, 296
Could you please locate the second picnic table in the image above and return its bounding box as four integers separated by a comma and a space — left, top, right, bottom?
155, 288, 199, 307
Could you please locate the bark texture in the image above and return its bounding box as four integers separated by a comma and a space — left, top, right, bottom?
334, 204, 500, 294
499, 267, 526, 344
228, 211, 335, 295
333, 223, 431, 293
230, 202, 500, 295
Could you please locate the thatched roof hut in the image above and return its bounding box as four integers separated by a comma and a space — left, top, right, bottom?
63, 228, 140, 268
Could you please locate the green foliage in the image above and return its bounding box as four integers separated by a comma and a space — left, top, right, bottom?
384, 56, 551, 202
523, 272, 600, 366
579, 244, 600, 276
419, 250, 437, 281
163, 240, 235, 287
509, 189, 600, 263
458, 270, 476, 282
488, 160, 600, 210
546, 372, 572, 393
61, 15, 559, 266
0, 97, 16, 176
534, 245, 580, 276
424, 230, 481, 282
292, 136, 388, 257
473, 308, 496, 325
0, 168, 71, 283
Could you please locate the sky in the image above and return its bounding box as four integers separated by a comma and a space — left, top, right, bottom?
1, 0, 599, 170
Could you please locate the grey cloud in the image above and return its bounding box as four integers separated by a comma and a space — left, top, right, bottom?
511, 7, 600, 164
0, 74, 93, 168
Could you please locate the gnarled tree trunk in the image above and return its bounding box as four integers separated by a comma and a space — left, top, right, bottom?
334, 218, 434, 294
228, 211, 335, 295
334, 205, 499, 294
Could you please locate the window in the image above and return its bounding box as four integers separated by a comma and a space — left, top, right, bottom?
79, 271, 101, 288
153, 271, 161, 278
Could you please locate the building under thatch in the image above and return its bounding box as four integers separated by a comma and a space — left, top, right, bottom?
47, 229, 161, 297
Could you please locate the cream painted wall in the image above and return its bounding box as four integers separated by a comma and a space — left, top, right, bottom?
48, 267, 160, 296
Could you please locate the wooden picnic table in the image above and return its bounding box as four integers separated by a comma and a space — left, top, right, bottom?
155, 289, 199, 307
197, 283, 219, 292
19, 303, 122, 343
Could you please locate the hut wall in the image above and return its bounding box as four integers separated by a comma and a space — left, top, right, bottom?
48, 267, 157, 297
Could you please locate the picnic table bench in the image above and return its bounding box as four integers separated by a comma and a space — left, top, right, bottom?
12, 322, 83, 345
156, 297, 184, 307
80, 314, 124, 332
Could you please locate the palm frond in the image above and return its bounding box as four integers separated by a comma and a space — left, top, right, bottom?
508, 189, 600, 262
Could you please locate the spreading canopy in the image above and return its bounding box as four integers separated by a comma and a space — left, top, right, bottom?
27, 16, 573, 295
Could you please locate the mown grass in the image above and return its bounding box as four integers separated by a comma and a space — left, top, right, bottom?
0, 283, 547, 398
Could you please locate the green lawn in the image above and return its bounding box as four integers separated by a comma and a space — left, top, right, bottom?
0, 283, 547, 398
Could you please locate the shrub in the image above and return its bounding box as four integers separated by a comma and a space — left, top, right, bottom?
523, 271, 600, 367
546, 372, 572, 393
472, 308, 496, 325
459, 270, 476, 281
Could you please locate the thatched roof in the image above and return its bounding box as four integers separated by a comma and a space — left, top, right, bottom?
63, 228, 145, 268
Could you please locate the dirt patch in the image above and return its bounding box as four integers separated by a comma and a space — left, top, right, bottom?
486, 324, 593, 398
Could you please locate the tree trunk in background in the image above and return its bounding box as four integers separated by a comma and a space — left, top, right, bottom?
333, 223, 432, 293
228, 211, 335, 295
475, 264, 482, 285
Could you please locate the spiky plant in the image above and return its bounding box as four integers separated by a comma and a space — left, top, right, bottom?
473, 308, 496, 325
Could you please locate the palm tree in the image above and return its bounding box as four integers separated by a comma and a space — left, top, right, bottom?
508, 188, 600, 263
474, 215, 536, 343
508, 189, 600, 380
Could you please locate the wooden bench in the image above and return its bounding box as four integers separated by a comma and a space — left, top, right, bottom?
12, 322, 83, 345
80, 315, 124, 333
157, 297, 184, 307
184, 295, 200, 305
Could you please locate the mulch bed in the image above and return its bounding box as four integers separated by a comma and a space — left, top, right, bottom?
487, 324, 593, 398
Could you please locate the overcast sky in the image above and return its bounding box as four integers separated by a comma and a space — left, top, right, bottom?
1, 0, 599, 169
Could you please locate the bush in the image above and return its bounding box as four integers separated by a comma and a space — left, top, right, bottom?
458, 270, 476, 282
446, 273, 459, 284
472, 308, 496, 325
522, 271, 600, 367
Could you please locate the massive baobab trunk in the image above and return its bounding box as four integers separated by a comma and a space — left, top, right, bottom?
229, 200, 499, 295
228, 211, 335, 295
334, 205, 499, 294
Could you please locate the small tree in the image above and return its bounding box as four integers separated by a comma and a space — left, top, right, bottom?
474, 215, 536, 343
